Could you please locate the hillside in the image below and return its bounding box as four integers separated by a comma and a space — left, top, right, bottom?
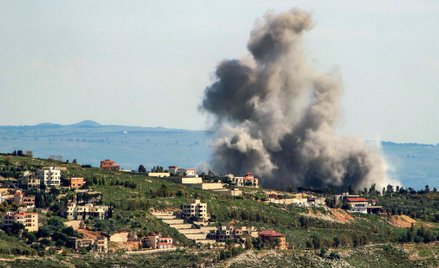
0, 155, 438, 267
1, 121, 438, 190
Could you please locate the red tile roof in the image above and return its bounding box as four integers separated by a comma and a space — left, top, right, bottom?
346, 197, 368, 202
259, 230, 285, 237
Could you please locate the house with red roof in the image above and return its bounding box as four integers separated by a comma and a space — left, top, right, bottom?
142, 233, 173, 249
258, 230, 287, 250
100, 159, 120, 171
346, 197, 369, 214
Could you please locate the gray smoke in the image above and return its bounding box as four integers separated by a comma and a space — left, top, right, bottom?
201, 8, 396, 190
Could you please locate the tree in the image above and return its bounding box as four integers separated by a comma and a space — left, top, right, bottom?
23, 231, 37, 243
138, 164, 147, 173
386, 184, 394, 194
424, 185, 430, 193
219, 250, 227, 260
7, 222, 25, 236
325, 197, 336, 208
369, 183, 376, 195
311, 235, 321, 249
347, 184, 354, 195
299, 216, 309, 228
245, 238, 253, 249
155, 184, 169, 198
252, 237, 264, 250
318, 247, 327, 257
333, 236, 341, 248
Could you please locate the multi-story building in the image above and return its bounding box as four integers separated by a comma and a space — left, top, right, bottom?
100, 159, 120, 171
2, 211, 39, 232
75, 235, 108, 253
168, 166, 197, 177
36, 167, 61, 188
307, 197, 326, 207
142, 233, 173, 249
334, 192, 360, 206
182, 199, 208, 222
258, 230, 287, 250
66, 203, 110, 220
346, 197, 369, 213
208, 225, 257, 242
70, 177, 86, 189
226, 172, 259, 188
168, 166, 178, 175
18, 172, 41, 190
13, 191, 35, 208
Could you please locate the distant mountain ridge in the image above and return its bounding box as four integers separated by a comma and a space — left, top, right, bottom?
0, 121, 438, 189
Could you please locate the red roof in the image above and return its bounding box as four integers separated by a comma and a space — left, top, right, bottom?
346, 197, 368, 202
259, 230, 284, 237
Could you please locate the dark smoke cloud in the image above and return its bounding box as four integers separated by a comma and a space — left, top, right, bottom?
201, 8, 397, 190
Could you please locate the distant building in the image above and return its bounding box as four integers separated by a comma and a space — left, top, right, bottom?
181, 168, 197, 177
191, 182, 224, 190
208, 225, 258, 242
75, 235, 108, 253
66, 203, 110, 220
213, 188, 243, 197
226, 188, 243, 197
2, 211, 39, 232
18, 172, 40, 190
36, 167, 61, 188
166, 177, 202, 185
226, 172, 259, 188
74, 189, 103, 204
182, 199, 208, 222
147, 172, 171, 178
100, 159, 120, 171
168, 166, 178, 175
258, 230, 287, 250
346, 197, 369, 214
335, 192, 360, 206
307, 197, 326, 207
142, 233, 173, 249
13, 190, 35, 208
70, 177, 86, 189
168, 166, 197, 177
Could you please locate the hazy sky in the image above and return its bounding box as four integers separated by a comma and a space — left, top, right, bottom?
1, 1, 438, 143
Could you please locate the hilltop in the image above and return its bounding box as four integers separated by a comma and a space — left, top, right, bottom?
0, 154, 437, 267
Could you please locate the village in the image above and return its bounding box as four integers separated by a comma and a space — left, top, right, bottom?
0, 156, 397, 257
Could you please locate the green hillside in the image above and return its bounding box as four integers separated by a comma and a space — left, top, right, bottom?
0, 154, 438, 267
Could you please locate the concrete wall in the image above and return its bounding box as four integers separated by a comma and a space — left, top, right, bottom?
191, 183, 225, 190
148, 172, 170, 178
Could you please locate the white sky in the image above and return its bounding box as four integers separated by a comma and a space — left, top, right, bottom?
1, 1, 438, 143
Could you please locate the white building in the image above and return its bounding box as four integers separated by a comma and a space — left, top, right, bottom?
168, 166, 198, 177
226, 172, 259, 188
148, 172, 170, 178
191, 182, 225, 190
182, 199, 208, 221
346, 197, 369, 214
166, 176, 202, 185
37, 167, 61, 188
66, 203, 110, 220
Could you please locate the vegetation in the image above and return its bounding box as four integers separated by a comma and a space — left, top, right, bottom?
0, 155, 438, 267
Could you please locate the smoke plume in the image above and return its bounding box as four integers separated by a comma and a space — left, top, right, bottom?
201, 8, 396, 190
